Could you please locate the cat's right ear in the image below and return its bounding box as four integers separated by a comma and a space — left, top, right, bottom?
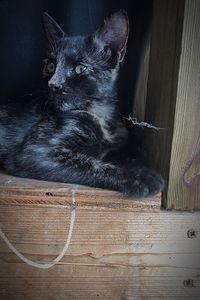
94, 10, 129, 66
42, 13, 65, 48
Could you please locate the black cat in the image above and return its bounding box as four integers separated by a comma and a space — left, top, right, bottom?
0, 11, 164, 197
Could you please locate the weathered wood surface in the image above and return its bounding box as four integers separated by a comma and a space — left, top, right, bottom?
167, 0, 200, 210
0, 172, 161, 211
133, 32, 150, 121
0, 173, 200, 299
143, 0, 200, 209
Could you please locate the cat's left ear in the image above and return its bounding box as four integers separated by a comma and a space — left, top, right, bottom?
42, 13, 65, 48
94, 10, 129, 65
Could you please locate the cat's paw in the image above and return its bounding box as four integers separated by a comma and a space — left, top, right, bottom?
124, 168, 165, 198
138, 168, 164, 197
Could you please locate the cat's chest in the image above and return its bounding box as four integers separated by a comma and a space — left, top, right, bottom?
91, 115, 122, 144
78, 105, 128, 146
92, 115, 114, 143
88, 102, 119, 142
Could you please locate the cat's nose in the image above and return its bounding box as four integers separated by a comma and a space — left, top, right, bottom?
51, 84, 62, 92
48, 81, 63, 93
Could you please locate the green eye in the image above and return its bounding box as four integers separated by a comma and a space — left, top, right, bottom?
47, 62, 56, 74
75, 64, 87, 75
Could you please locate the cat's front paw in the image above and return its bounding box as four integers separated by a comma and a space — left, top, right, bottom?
124, 168, 165, 198
139, 168, 164, 197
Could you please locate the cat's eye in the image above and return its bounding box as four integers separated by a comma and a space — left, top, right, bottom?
75, 64, 87, 75
46, 62, 56, 74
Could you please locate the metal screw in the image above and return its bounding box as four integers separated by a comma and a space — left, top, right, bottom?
187, 229, 197, 238
183, 279, 194, 288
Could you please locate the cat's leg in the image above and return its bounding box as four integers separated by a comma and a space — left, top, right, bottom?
5, 146, 164, 198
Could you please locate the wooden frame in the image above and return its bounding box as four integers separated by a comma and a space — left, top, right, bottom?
143, 0, 200, 209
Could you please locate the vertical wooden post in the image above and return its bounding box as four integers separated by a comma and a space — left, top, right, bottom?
144, 0, 200, 209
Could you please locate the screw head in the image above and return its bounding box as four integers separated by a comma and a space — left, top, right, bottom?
183, 279, 194, 288
187, 229, 197, 238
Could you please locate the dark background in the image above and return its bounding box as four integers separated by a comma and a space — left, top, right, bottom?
0, 0, 152, 116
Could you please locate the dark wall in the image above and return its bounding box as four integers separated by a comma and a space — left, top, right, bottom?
0, 0, 152, 115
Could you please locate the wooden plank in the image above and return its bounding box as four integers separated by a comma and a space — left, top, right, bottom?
0, 265, 199, 300
0, 172, 161, 211
0, 198, 200, 299
167, 0, 200, 209
143, 0, 185, 192
133, 32, 150, 121
143, 0, 200, 209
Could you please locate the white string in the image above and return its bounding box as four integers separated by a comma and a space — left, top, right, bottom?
0, 186, 77, 269
126, 116, 165, 131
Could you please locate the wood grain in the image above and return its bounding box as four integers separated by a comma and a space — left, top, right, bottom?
167, 0, 200, 209
143, 0, 200, 209
0, 172, 161, 211
0, 173, 200, 299
143, 0, 185, 186
0, 206, 200, 299
133, 33, 150, 120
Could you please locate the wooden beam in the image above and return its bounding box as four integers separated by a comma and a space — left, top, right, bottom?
144, 0, 200, 209
0, 174, 199, 299
0, 172, 161, 211
132, 33, 150, 120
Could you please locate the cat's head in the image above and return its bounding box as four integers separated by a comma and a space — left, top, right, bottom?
42, 11, 129, 111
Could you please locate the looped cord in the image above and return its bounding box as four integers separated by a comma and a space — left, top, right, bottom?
0, 186, 77, 269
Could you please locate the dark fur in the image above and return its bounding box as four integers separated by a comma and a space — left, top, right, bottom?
0, 11, 164, 197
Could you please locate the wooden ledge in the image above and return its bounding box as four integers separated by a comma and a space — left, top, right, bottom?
0, 172, 161, 211
1, 172, 200, 299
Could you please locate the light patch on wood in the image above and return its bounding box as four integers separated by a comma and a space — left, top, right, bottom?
183, 152, 200, 186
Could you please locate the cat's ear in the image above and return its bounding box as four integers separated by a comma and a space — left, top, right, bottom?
42, 12, 65, 48
94, 10, 129, 65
